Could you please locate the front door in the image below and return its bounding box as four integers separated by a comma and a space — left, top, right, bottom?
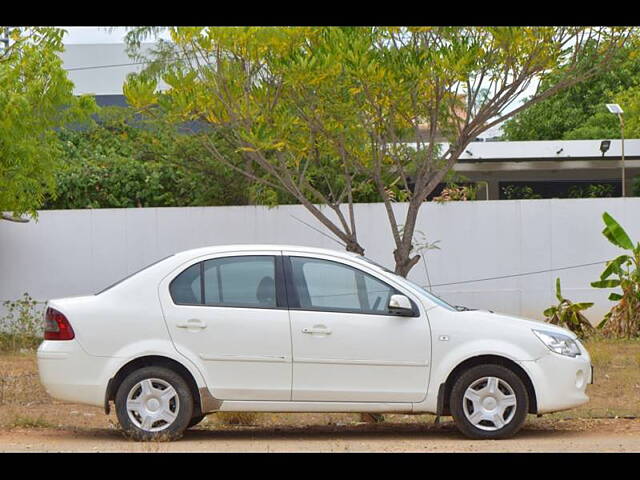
159, 251, 292, 401
284, 253, 430, 403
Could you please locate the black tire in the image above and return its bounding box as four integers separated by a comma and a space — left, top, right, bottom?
115, 366, 194, 441
188, 414, 206, 429
450, 364, 529, 440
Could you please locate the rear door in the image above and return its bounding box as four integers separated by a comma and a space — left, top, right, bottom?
159, 250, 292, 401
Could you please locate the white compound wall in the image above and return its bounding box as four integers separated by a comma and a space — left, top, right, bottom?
2, 198, 639, 323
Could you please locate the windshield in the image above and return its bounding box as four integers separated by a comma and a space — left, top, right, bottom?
360, 256, 457, 311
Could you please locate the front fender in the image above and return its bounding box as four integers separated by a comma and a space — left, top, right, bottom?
416, 338, 543, 413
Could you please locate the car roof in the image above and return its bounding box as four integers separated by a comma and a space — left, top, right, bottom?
173, 244, 364, 261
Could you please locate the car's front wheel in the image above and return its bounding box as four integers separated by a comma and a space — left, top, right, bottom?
450, 364, 529, 439
115, 366, 194, 441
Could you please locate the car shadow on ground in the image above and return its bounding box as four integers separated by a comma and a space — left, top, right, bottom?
48, 420, 578, 443
186, 422, 575, 441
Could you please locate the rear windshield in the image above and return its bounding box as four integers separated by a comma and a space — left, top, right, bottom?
96, 255, 174, 295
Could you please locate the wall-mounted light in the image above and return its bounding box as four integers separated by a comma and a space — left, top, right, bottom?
600, 140, 611, 157
605, 104, 625, 197
556, 148, 564, 155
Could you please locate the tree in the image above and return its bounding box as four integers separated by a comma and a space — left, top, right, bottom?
563, 84, 640, 140
124, 27, 634, 276
502, 43, 640, 141
0, 27, 96, 222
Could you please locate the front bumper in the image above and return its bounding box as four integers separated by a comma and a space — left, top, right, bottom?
37, 339, 108, 408
520, 350, 592, 414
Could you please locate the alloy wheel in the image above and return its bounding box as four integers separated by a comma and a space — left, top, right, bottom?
462, 376, 517, 431
126, 378, 180, 432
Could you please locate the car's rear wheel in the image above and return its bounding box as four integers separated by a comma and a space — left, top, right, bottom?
115, 366, 194, 441
450, 364, 529, 439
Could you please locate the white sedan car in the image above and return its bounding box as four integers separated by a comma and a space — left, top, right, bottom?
37, 245, 592, 441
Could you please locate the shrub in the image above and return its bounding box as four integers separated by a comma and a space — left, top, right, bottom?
0, 293, 44, 352
567, 183, 614, 198
544, 278, 595, 338
501, 184, 542, 200
433, 184, 477, 202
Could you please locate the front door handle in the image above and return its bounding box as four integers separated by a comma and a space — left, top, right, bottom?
302, 325, 331, 335
176, 319, 207, 330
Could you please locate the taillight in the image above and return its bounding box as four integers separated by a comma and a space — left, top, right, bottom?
44, 307, 75, 340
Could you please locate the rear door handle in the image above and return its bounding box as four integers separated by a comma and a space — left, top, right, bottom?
176, 319, 207, 330
302, 326, 331, 335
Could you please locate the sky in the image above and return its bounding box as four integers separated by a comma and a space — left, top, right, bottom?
61, 27, 171, 44
61, 27, 126, 43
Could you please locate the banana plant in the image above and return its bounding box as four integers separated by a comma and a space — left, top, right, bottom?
544, 278, 595, 338
590, 212, 640, 337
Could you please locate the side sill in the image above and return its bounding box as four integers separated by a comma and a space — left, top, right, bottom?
218, 401, 413, 413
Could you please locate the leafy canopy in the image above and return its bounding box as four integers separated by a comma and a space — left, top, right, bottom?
48, 107, 249, 209
124, 26, 634, 274
0, 27, 96, 221
503, 42, 640, 140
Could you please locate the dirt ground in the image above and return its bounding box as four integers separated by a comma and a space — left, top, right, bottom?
1, 339, 639, 452
0, 417, 639, 452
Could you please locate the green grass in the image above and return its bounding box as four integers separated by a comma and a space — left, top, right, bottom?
7, 414, 54, 429
0, 333, 41, 354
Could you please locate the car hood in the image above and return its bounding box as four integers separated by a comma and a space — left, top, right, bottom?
460, 309, 578, 339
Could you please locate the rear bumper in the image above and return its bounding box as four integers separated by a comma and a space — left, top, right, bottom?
520, 351, 592, 414
37, 340, 108, 408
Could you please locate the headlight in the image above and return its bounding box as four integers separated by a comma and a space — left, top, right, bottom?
532, 329, 581, 357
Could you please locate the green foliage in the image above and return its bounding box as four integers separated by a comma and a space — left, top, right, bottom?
613, 85, 640, 138
567, 184, 615, 198
0, 293, 43, 352
544, 278, 595, 338
0, 27, 96, 220
632, 175, 640, 197
46, 107, 249, 209
590, 212, 640, 337
601, 212, 634, 250
564, 84, 640, 140
123, 26, 634, 274
561, 111, 620, 140
6, 415, 54, 429
501, 185, 542, 200
503, 43, 640, 141
433, 183, 478, 202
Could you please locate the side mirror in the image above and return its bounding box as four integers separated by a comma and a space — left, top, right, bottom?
388, 294, 414, 316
